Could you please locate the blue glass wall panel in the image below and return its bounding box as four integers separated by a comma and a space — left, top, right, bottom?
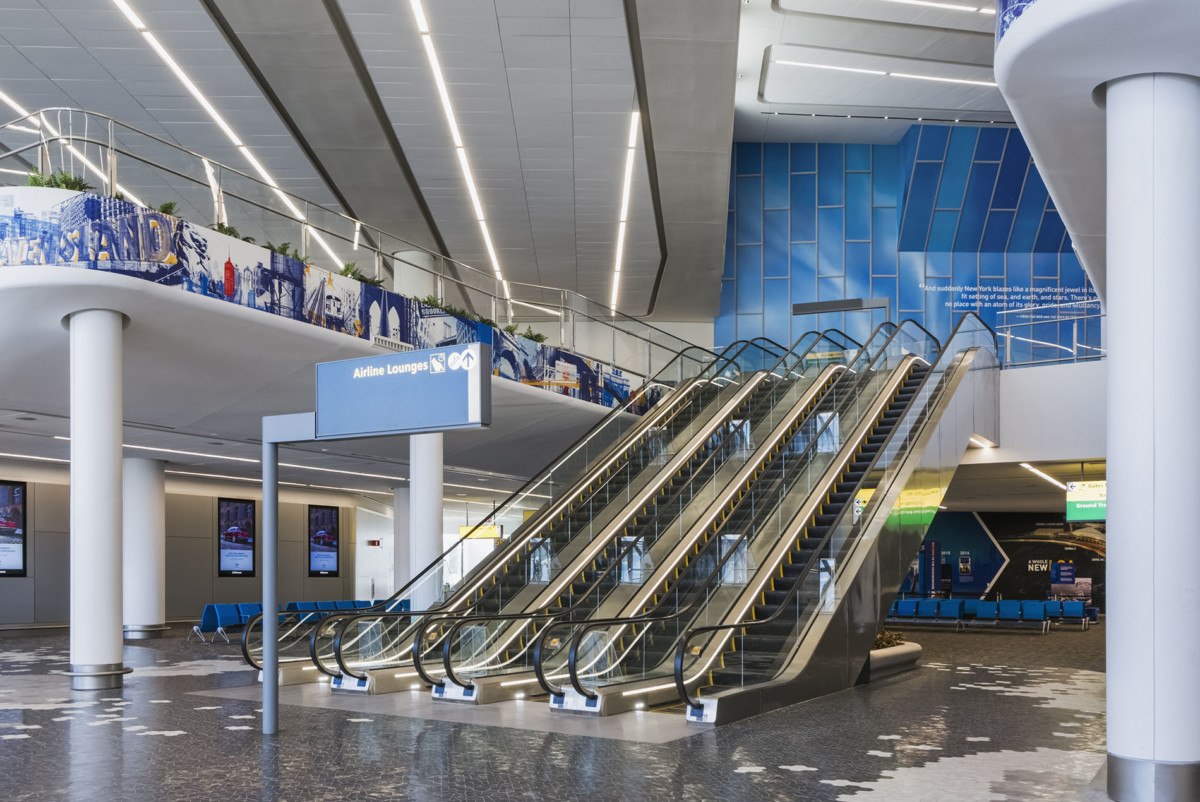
763, 143, 790, 209
763, 210, 789, 277
715, 130, 1098, 351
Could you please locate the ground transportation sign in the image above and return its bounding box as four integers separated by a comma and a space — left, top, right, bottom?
315, 343, 491, 439
1065, 480, 1106, 522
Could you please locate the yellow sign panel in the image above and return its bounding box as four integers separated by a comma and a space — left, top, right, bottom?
460, 524, 503, 540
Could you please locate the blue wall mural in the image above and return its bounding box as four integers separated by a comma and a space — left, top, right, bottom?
716, 125, 1100, 357
0, 188, 630, 410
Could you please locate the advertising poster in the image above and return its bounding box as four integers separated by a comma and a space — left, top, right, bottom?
217, 498, 256, 577
0, 481, 27, 577
309, 505, 340, 577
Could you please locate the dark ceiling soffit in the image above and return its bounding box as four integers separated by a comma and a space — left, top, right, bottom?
199, 0, 456, 274
623, 0, 669, 317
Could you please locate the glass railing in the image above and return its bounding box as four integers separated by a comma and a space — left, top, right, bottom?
420, 331, 864, 690
240, 340, 728, 670
670, 314, 994, 709
311, 338, 794, 680
0, 108, 696, 380
996, 301, 1104, 367
549, 321, 938, 698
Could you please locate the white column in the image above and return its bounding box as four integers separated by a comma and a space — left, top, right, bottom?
392, 486, 411, 592
1106, 72, 1200, 800
122, 458, 166, 639
68, 309, 129, 690
407, 433, 444, 609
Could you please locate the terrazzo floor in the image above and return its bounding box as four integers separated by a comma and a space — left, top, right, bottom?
0, 622, 1107, 801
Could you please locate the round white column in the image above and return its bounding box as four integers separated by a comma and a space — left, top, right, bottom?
68, 309, 129, 690
1106, 72, 1200, 800
408, 433, 443, 609
392, 486, 411, 593
122, 458, 167, 640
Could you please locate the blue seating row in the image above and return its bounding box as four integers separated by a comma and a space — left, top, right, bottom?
886, 598, 1090, 635
190, 599, 384, 644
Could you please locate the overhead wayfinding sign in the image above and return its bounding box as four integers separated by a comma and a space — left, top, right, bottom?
1065, 480, 1106, 522
316, 343, 491, 439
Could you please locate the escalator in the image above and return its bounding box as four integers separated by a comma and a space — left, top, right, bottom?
543, 316, 997, 721
408, 332, 860, 703
240, 339, 739, 678
672, 314, 999, 725
285, 338, 811, 691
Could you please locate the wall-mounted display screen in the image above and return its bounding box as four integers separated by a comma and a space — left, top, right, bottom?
308, 505, 339, 577
217, 498, 256, 577
0, 481, 27, 577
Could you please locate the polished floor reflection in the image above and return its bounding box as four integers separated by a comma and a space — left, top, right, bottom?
0, 623, 1106, 801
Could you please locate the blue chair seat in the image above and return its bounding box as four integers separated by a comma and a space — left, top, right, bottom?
895, 599, 918, 619
335, 600, 358, 610
916, 599, 940, 619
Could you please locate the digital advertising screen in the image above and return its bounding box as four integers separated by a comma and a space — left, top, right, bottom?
308, 505, 340, 577
0, 481, 27, 577
217, 498, 256, 577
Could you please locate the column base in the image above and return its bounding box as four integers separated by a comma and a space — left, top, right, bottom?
123, 624, 170, 640
1108, 753, 1200, 802
65, 663, 133, 691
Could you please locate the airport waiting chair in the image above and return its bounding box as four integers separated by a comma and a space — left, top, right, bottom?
1062, 600, 1089, 630
1043, 600, 1063, 622
893, 599, 919, 621
295, 601, 318, 612
335, 600, 358, 610
212, 604, 243, 644
316, 601, 338, 612
938, 599, 965, 630
190, 604, 220, 643
972, 601, 999, 626
354, 600, 373, 609
916, 599, 940, 620
237, 603, 263, 625
997, 600, 1023, 627
1020, 601, 1051, 634
961, 599, 980, 620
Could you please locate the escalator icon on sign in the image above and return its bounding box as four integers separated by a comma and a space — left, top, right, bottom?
448, 348, 476, 371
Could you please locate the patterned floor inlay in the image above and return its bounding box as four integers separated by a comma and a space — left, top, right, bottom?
0, 622, 1107, 801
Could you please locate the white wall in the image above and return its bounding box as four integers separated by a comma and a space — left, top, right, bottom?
961, 360, 1106, 465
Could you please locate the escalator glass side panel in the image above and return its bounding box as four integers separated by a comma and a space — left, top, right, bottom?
677, 316, 994, 705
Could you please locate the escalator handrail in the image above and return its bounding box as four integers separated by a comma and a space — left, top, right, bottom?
669, 330, 985, 709
322, 333, 853, 680
555, 366, 886, 700
555, 317, 941, 697
419, 333, 860, 689
669, 358, 939, 709
549, 321, 920, 697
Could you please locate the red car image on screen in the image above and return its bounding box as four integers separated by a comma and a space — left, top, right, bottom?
0, 515, 21, 536
310, 530, 336, 548
220, 526, 253, 545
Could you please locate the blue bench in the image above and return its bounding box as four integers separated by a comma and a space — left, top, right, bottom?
885, 598, 963, 629
1061, 600, 1089, 630
192, 599, 383, 643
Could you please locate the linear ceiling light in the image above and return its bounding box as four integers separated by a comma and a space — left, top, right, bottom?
0, 89, 145, 205
777, 60, 997, 88
109, 0, 342, 268
1019, 462, 1067, 491
610, 112, 641, 311
408, 0, 508, 297
873, 0, 995, 13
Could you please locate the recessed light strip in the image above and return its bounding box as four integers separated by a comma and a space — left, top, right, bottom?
110, 0, 342, 268
409, 0, 508, 299
873, 0, 995, 13
1019, 462, 1067, 491
776, 60, 997, 88
610, 111, 640, 311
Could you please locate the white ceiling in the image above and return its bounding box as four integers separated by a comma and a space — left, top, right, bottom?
736, 0, 1012, 144
0, 0, 344, 249
338, 0, 659, 308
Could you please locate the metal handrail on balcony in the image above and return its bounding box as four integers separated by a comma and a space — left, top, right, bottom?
995, 300, 1105, 367
0, 107, 696, 381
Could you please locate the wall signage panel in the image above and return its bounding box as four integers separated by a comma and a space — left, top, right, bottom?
1066, 480, 1106, 522
0, 481, 26, 577
217, 498, 256, 577
315, 344, 491, 440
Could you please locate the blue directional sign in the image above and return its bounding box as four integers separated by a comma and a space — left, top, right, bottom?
315, 343, 491, 439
